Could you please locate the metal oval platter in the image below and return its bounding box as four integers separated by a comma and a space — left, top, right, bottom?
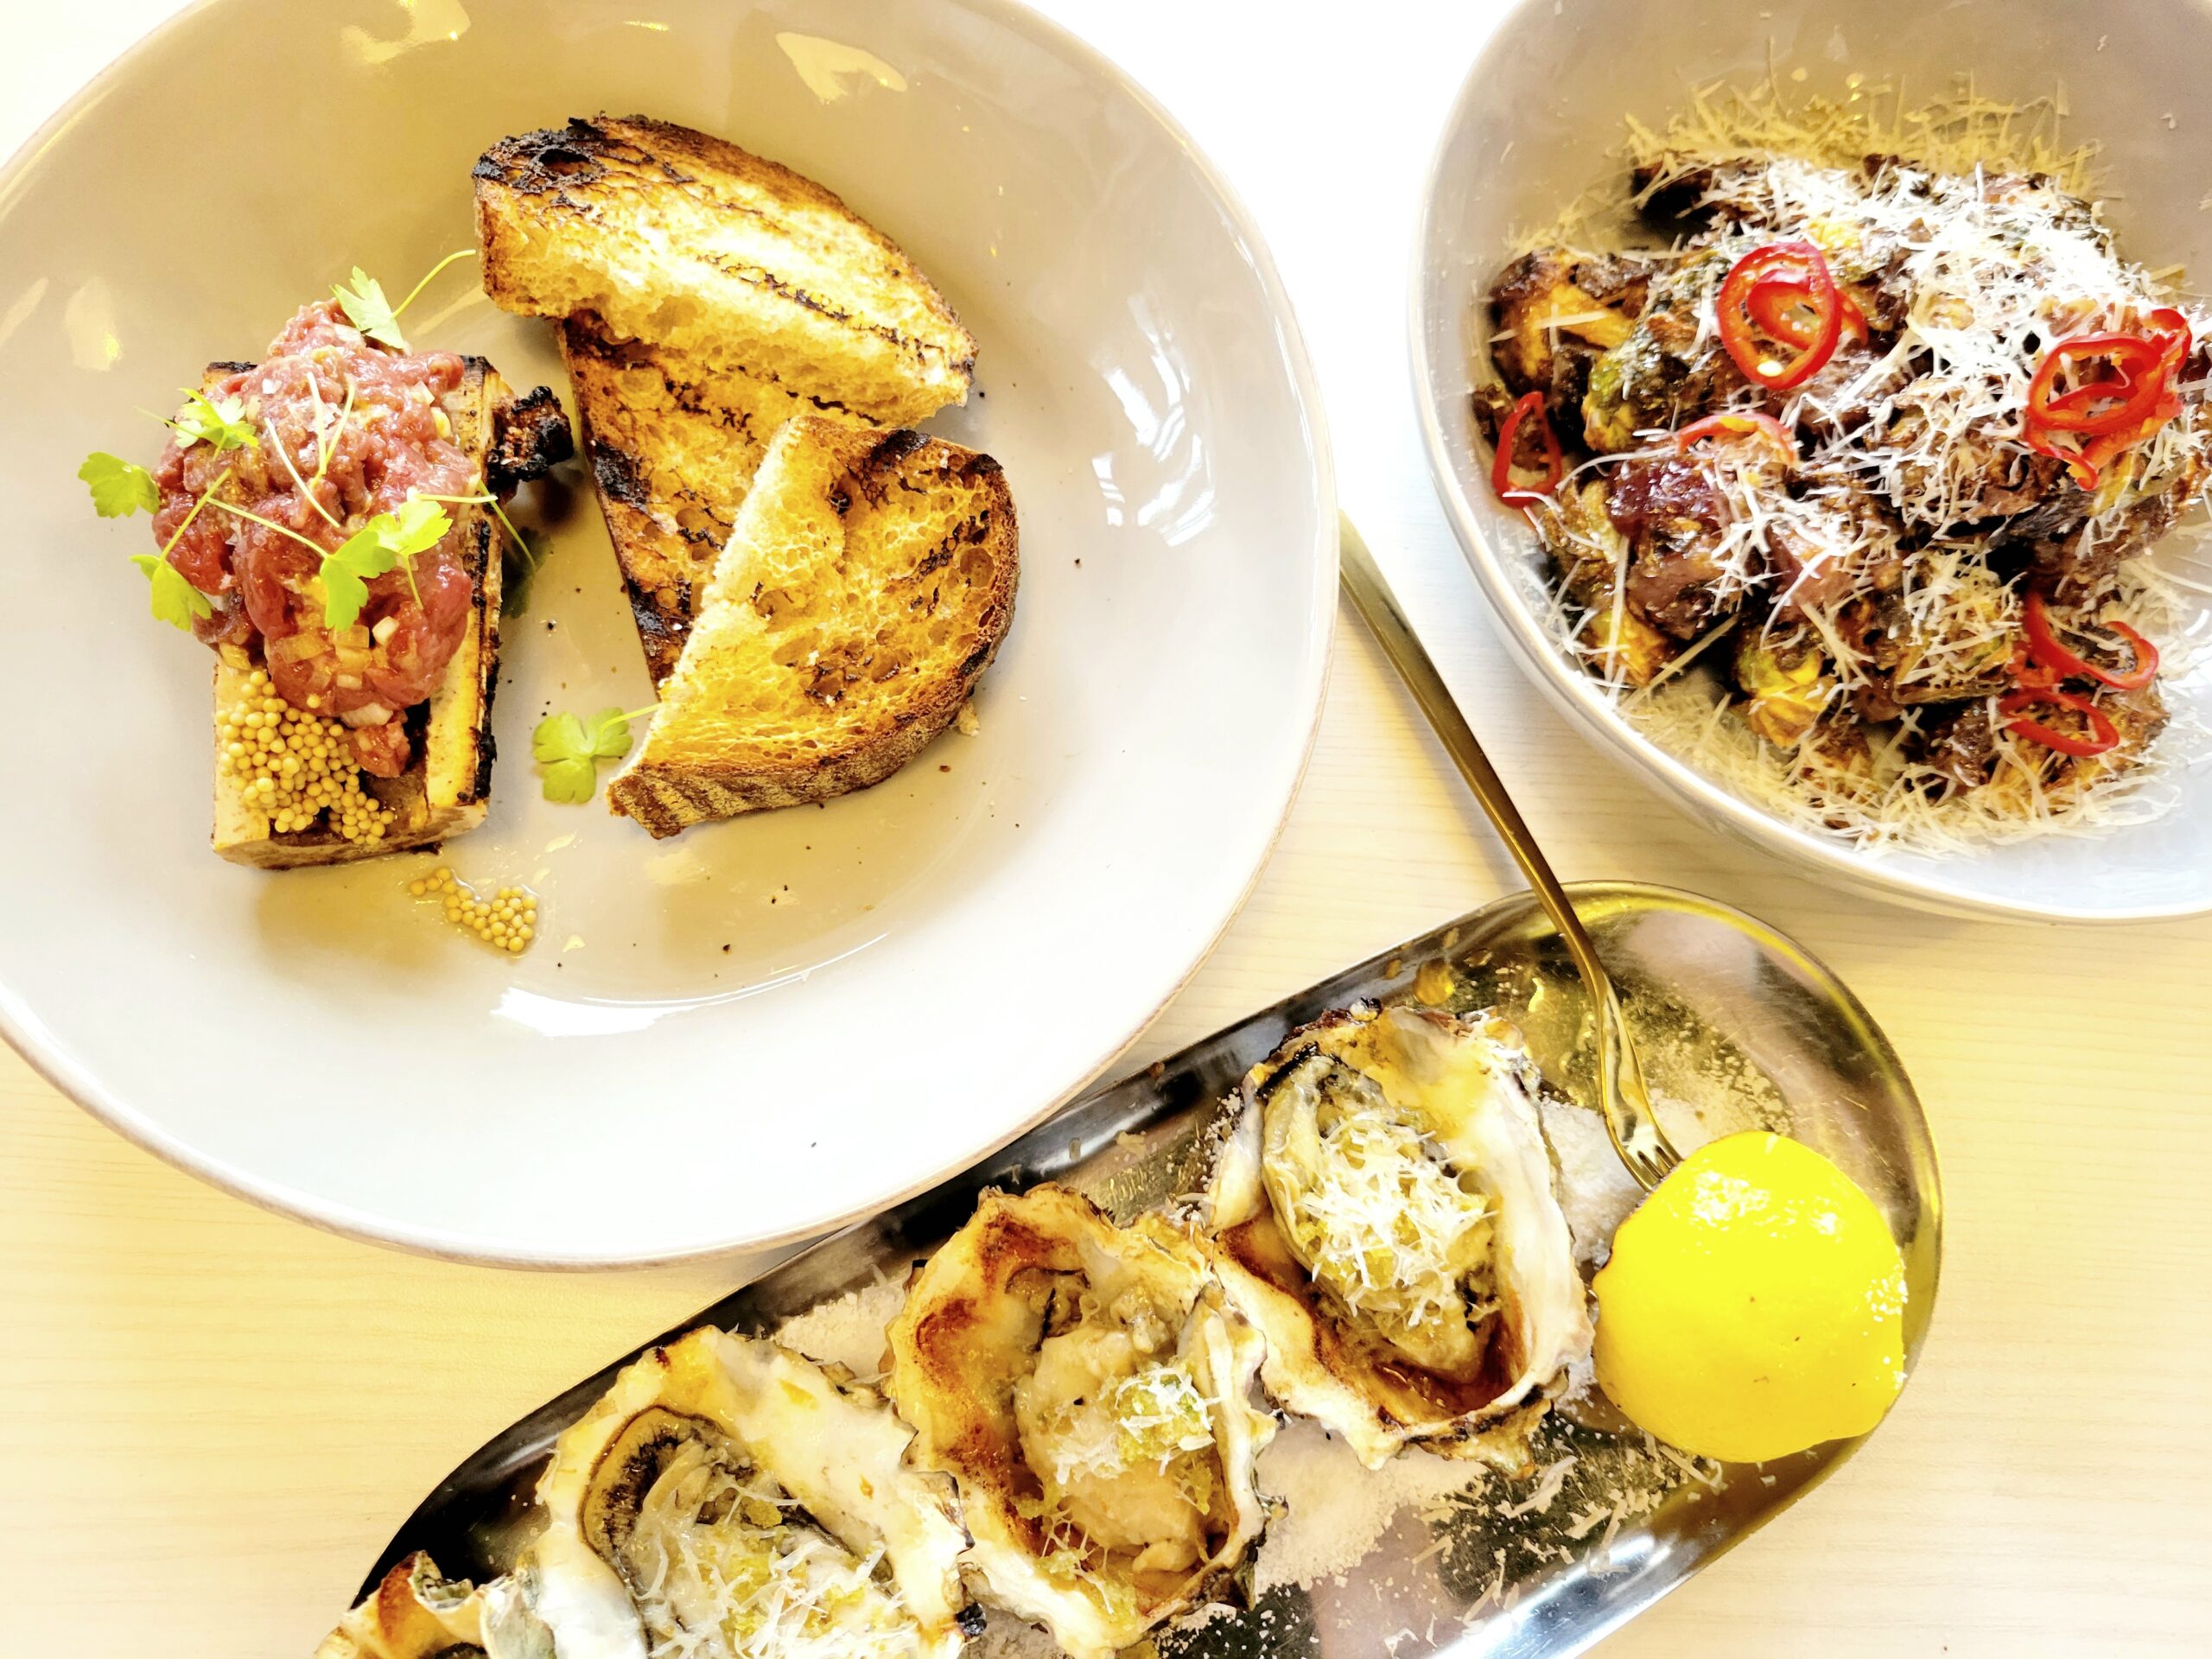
365, 882, 1940, 1658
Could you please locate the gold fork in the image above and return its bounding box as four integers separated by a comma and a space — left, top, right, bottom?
1338, 514, 1681, 1191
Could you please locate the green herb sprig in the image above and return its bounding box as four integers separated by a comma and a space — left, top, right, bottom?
532, 706, 657, 803
100, 461, 233, 631
333, 249, 477, 351
166, 389, 259, 453
79, 453, 159, 518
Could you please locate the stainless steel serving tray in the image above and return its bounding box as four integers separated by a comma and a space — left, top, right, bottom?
366, 881, 1941, 1659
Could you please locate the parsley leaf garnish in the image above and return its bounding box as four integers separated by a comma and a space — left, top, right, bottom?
333, 266, 407, 349
320, 498, 453, 630
129, 554, 213, 630
333, 251, 477, 353
532, 706, 653, 804
169, 390, 259, 453
79, 452, 159, 518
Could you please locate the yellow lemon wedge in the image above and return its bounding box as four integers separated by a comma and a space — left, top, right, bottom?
1592, 1130, 1908, 1463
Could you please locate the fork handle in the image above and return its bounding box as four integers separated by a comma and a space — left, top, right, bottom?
1336, 514, 1676, 1187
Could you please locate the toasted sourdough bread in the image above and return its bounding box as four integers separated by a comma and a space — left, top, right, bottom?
209, 364, 569, 868
474, 115, 976, 423
607, 417, 1018, 837
559, 316, 868, 683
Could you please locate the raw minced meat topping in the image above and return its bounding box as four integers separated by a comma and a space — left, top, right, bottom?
152, 300, 477, 774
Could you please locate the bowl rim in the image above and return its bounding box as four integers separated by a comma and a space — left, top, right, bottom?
0, 0, 1342, 1265
1404, 18, 2212, 927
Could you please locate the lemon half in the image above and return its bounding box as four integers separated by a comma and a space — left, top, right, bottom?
1592, 1130, 1908, 1463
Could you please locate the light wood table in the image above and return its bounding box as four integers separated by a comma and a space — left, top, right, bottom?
4, 4, 2209, 1654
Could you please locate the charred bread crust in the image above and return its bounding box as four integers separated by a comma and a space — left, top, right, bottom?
465, 509, 501, 806
472, 114, 696, 200
559, 320, 712, 685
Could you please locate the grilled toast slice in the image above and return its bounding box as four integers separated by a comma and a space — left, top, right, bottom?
474, 115, 976, 425
208, 362, 569, 868
607, 417, 1018, 837
559, 315, 867, 683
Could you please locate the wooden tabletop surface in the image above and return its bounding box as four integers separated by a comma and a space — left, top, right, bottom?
4, 3, 2208, 1655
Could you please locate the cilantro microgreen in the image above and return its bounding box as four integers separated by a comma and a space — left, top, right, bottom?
121, 461, 236, 634
333, 267, 406, 349
333, 250, 477, 352
168, 389, 259, 453
532, 706, 655, 804
319, 498, 453, 630
79, 451, 159, 518
130, 553, 213, 630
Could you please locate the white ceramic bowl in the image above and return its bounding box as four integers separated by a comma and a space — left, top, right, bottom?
1413, 0, 2212, 923
0, 0, 1333, 1263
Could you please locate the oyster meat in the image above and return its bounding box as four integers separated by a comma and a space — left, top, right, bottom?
1196, 1003, 1593, 1470
886, 1184, 1274, 1659
505, 1326, 974, 1659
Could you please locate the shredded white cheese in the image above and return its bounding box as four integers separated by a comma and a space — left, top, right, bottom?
622, 1440, 930, 1659
1280, 1101, 1497, 1339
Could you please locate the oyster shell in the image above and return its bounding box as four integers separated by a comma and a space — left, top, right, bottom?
1195, 1003, 1593, 1470
315, 1551, 530, 1659
885, 1183, 1275, 1659
508, 1326, 974, 1659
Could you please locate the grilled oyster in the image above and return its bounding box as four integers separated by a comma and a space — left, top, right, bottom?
315, 1551, 543, 1659
507, 1326, 973, 1659
1194, 1003, 1592, 1471
886, 1184, 1274, 1659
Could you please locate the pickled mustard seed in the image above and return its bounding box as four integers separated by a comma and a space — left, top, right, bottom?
410, 867, 540, 954
218, 670, 395, 843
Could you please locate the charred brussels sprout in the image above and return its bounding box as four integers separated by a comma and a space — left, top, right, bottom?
1734, 631, 1834, 745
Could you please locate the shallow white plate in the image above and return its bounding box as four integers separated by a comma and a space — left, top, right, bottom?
0, 0, 1333, 1263
1412, 0, 2212, 923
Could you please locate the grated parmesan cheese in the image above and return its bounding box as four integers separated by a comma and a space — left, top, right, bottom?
622, 1440, 932, 1659
1275, 1100, 1498, 1343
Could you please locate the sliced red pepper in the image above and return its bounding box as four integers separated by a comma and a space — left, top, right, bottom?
2149, 306, 2193, 367
2022, 418, 2101, 491
1675, 410, 1797, 464
2061, 379, 2183, 492
1491, 391, 1564, 505
2022, 312, 2194, 488
1998, 685, 2120, 758
2026, 333, 2167, 435
1717, 241, 1845, 391
2077, 388, 2182, 486
1747, 277, 1870, 347
2022, 587, 2161, 691
2025, 386, 2124, 489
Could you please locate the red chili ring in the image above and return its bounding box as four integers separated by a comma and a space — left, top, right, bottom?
2150, 306, 2194, 367
1491, 391, 1564, 505
1998, 685, 2121, 758
2022, 588, 2161, 692
2027, 333, 2167, 435
1717, 240, 1846, 391
1746, 277, 1870, 348
1675, 410, 1798, 463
